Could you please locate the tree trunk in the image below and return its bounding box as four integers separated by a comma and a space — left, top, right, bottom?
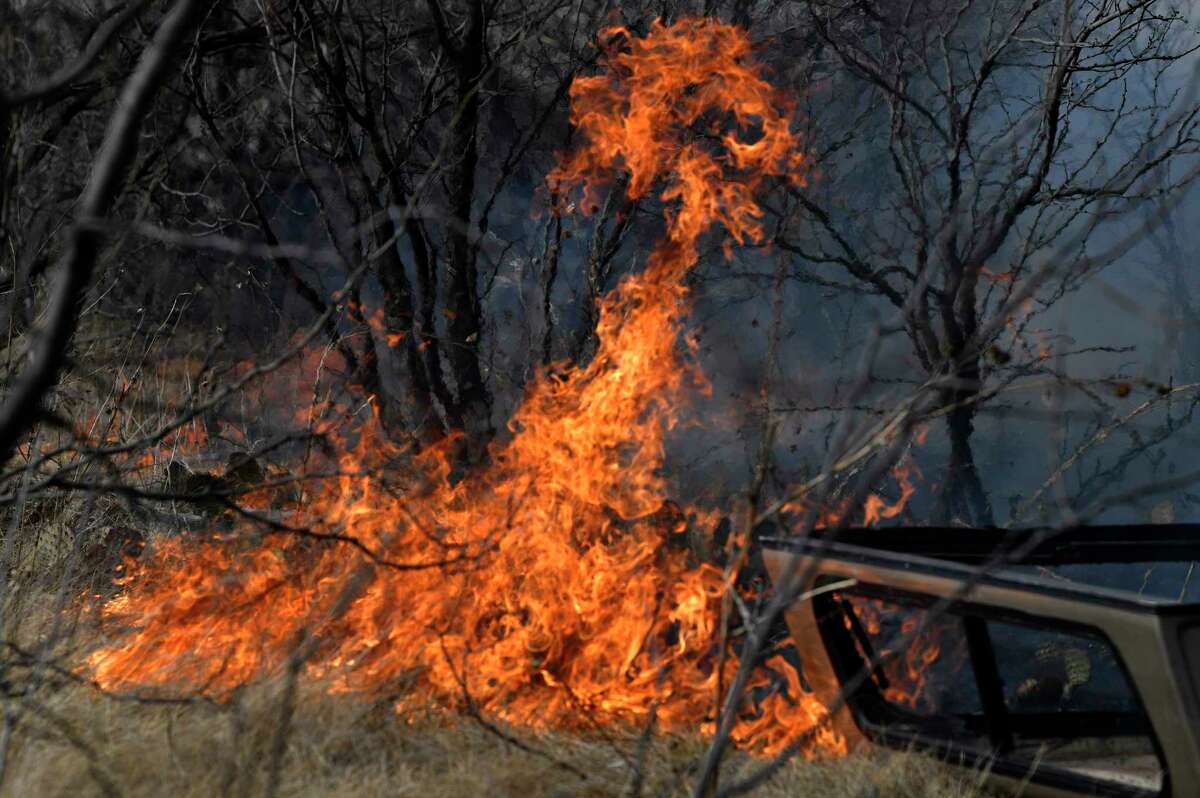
442, 0, 492, 462
569, 178, 633, 365
934, 357, 995, 527
404, 216, 459, 430
375, 214, 442, 445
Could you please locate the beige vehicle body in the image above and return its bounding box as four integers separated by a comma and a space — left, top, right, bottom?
762, 527, 1200, 798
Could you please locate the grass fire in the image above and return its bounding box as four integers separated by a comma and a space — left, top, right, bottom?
88, 16, 842, 757
2, 1, 1198, 796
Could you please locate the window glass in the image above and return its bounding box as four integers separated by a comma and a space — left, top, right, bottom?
833, 594, 986, 744
988, 619, 1163, 794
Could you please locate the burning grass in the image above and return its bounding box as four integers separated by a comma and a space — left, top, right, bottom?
0, 593, 990, 797
79, 17, 841, 757
0, 677, 993, 798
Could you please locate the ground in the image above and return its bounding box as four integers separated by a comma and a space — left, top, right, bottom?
0, 675, 993, 797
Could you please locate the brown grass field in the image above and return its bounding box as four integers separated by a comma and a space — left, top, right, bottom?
0, 677, 993, 797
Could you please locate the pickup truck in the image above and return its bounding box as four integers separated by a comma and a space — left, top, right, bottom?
762, 526, 1200, 797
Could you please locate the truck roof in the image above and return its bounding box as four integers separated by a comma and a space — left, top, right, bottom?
761, 524, 1200, 609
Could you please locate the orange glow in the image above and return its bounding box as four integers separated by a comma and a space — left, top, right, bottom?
880, 610, 948, 711
862, 460, 918, 527
86, 19, 844, 757
979, 265, 1014, 284
847, 598, 968, 714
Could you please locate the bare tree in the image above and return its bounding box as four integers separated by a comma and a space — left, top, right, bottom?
748, 0, 1200, 525
175, 0, 628, 463
0, 0, 206, 463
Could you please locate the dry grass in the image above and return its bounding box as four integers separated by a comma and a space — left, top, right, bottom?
0, 483, 998, 796
0, 676, 993, 798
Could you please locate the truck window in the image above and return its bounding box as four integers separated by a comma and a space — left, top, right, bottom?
988, 619, 1163, 794
821, 588, 1166, 796
826, 593, 989, 748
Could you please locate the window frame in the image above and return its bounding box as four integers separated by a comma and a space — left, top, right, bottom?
812, 576, 1170, 798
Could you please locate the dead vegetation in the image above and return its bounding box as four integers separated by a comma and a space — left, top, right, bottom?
0, 580, 995, 798
0, 678, 992, 798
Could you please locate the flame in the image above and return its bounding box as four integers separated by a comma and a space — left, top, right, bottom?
881, 611, 947, 711
86, 18, 843, 757
862, 460, 918, 527
979, 265, 1014, 284
845, 597, 969, 714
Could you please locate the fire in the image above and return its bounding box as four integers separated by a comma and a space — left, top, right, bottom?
881, 611, 948, 711
844, 597, 969, 714
862, 460, 918, 527
86, 18, 844, 756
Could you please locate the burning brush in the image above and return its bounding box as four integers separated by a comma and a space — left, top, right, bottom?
86, 17, 843, 758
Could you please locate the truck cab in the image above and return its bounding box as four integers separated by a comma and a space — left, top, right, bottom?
763, 526, 1200, 797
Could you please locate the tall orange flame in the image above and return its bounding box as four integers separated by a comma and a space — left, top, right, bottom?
87, 18, 840, 756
